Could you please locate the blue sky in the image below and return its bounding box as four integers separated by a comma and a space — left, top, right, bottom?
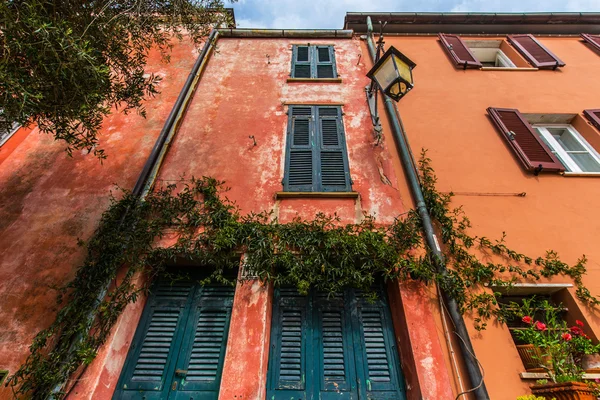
230, 0, 600, 29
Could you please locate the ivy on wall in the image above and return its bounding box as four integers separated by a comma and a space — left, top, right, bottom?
7, 151, 598, 398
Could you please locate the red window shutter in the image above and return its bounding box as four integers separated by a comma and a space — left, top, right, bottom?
584, 109, 600, 131
507, 34, 565, 69
582, 34, 600, 54
487, 107, 564, 173
438, 33, 482, 69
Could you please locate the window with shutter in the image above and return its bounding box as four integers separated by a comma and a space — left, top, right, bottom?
582, 34, 600, 54
284, 105, 351, 192
267, 286, 406, 400
507, 35, 565, 69
113, 278, 234, 400
487, 107, 564, 174
584, 109, 600, 132
438, 34, 482, 69
291, 45, 337, 79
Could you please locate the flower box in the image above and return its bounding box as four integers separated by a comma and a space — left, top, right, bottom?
531, 381, 595, 400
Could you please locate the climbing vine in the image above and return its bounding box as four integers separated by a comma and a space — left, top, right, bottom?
7, 151, 598, 398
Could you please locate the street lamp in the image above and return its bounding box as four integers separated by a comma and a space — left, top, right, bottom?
367, 46, 416, 102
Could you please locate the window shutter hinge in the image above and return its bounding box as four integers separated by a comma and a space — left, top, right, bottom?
508, 130, 516, 140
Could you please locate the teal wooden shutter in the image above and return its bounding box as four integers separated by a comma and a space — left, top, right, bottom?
292, 45, 312, 78
284, 106, 316, 192
170, 285, 234, 400
267, 287, 406, 400
114, 281, 194, 399
317, 107, 351, 192
354, 287, 406, 399
314, 292, 357, 399
267, 288, 310, 400
114, 280, 234, 400
316, 46, 336, 78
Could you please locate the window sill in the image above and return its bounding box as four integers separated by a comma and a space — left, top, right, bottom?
275, 191, 359, 199
521, 372, 600, 380
480, 67, 538, 71
561, 172, 600, 177
287, 78, 343, 83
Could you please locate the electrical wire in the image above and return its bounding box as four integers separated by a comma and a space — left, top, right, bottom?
437, 286, 487, 400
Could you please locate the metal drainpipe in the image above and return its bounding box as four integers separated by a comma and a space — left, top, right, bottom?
364, 17, 489, 400
49, 29, 219, 399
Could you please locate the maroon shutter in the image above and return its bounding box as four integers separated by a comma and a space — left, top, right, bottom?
584, 109, 600, 131
582, 34, 600, 54
507, 34, 565, 69
487, 107, 564, 173
438, 33, 482, 69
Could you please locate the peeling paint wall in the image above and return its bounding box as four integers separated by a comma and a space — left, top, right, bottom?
156, 38, 403, 225
0, 41, 199, 399
0, 34, 455, 400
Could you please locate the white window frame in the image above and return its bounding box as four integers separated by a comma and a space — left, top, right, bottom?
467, 43, 517, 69
0, 121, 21, 147
494, 50, 516, 68
533, 124, 600, 173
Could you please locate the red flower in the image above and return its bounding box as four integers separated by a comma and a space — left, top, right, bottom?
562, 333, 572, 341
576, 320, 585, 327
522, 316, 533, 324
570, 326, 583, 336
535, 322, 547, 331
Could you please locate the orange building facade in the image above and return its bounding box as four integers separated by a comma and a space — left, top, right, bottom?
347, 12, 600, 400
1, 11, 600, 400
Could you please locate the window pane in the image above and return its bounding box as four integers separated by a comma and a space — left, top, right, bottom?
548, 128, 586, 152
570, 153, 600, 172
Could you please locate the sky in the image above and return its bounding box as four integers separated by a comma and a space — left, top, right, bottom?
230, 0, 600, 29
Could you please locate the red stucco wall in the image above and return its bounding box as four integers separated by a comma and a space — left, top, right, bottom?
0, 40, 199, 399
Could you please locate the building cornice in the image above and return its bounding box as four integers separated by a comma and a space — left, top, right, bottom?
344, 12, 600, 34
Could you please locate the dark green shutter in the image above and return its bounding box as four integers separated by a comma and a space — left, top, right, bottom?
314, 292, 357, 399
355, 288, 406, 399
317, 107, 351, 192
285, 106, 315, 191
291, 45, 337, 78
115, 281, 194, 399
292, 46, 312, 78
170, 286, 234, 400
114, 280, 234, 400
267, 287, 310, 400
284, 106, 351, 192
267, 287, 406, 400
316, 46, 336, 78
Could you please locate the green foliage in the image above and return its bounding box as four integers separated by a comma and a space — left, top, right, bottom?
8, 152, 599, 397
516, 395, 553, 400
0, 0, 234, 158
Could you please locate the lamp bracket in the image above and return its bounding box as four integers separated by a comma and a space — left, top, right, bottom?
366, 86, 382, 144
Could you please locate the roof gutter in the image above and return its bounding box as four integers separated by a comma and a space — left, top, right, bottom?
218, 28, 353, 38
49, 29, 219, 399
363, 16, 490, 400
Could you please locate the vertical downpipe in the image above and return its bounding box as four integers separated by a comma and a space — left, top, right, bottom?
364, 16, 489, 400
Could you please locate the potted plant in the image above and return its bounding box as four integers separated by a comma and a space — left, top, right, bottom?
512, 300, 596, 400
567, 320, 600, 373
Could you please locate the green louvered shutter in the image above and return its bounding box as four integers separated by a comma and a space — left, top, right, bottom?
292, 45, 312, 78
114, 281, 194, 399
355, 287, 406, 399
317, 107, 351, 192
170, 285, 234, 400
314, 292, 357, 399
114, 280, 234, 400
267, 288, 310, 400
316, 46, 336, 78
284, 106, 315, 191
